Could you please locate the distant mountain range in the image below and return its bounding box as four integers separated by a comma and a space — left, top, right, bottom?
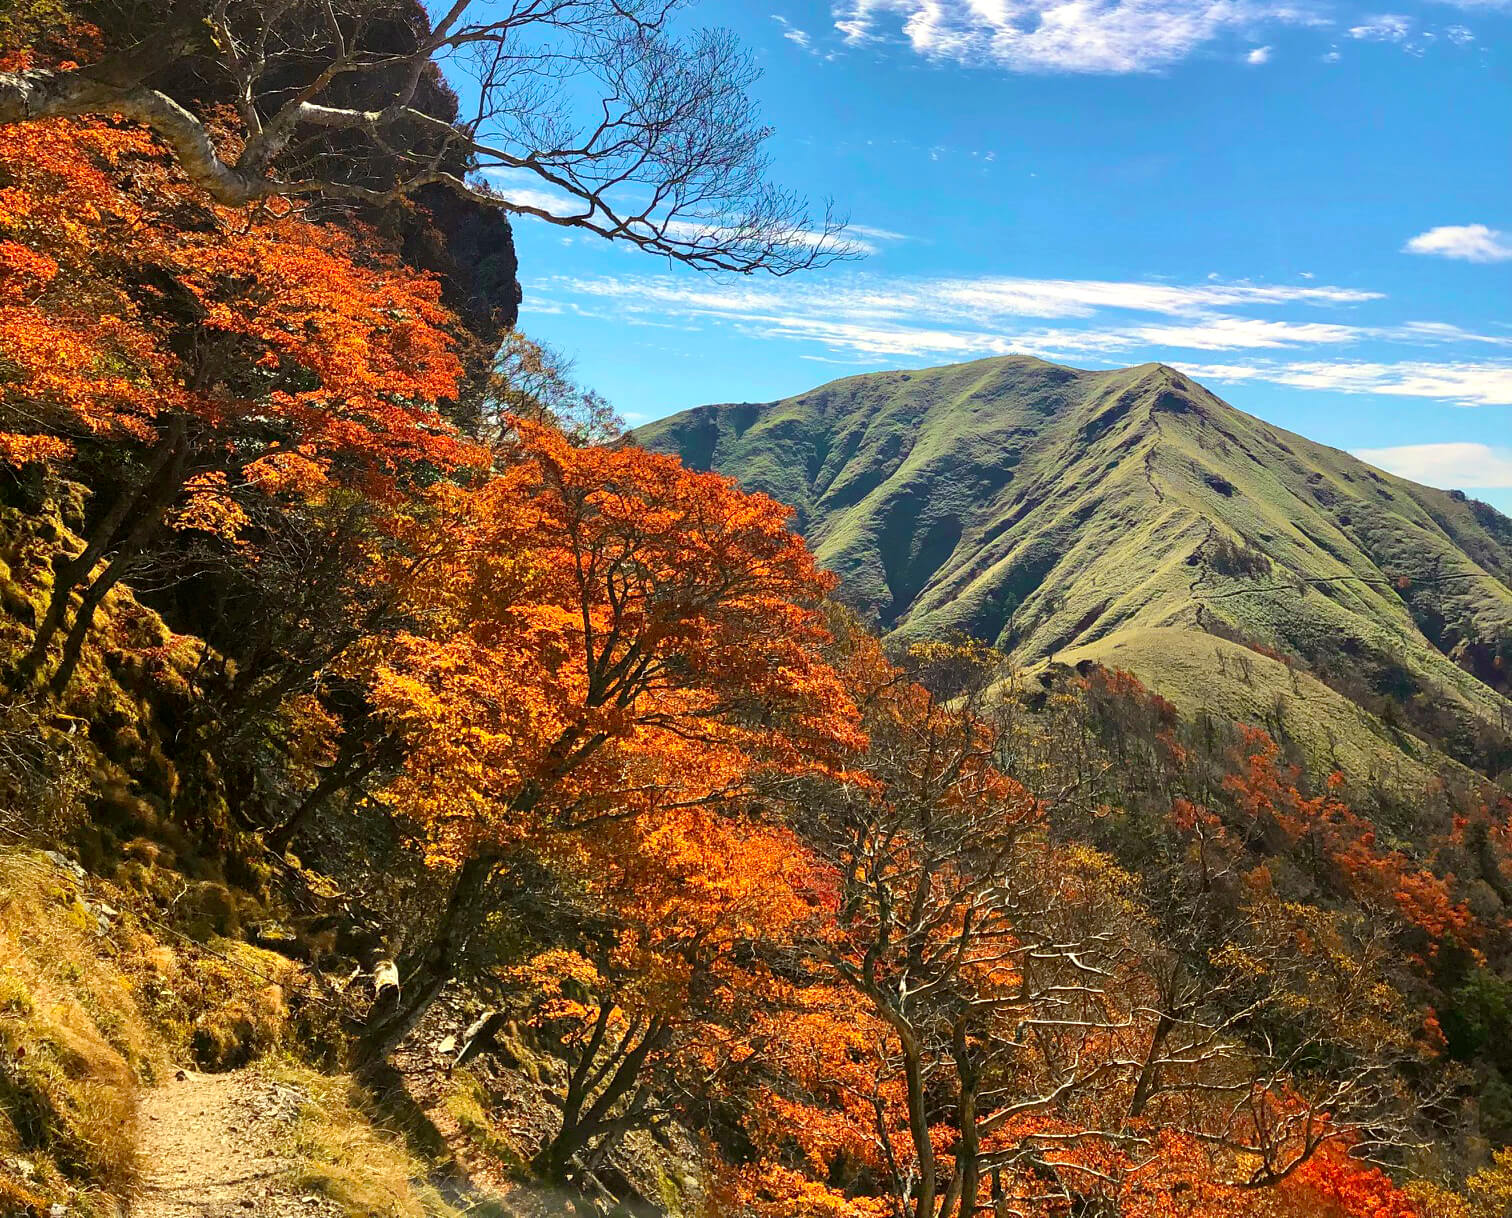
635, 356, 1512, 783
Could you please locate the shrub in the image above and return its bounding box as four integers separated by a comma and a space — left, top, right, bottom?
1207, 533, 1273, 579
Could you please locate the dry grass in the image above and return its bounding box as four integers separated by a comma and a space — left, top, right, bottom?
274, 1063, 490, 1218
0, 847, 310, 1212
127, 932, 301, 1071
441, 1070, 531, 1181
0, 851, 153, 1214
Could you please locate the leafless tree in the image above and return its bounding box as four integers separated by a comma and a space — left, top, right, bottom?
0, 0, 854, 273
776, 642, 1431, 1218
482, 329, 622, 446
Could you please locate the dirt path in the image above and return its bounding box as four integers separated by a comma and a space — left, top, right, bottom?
133, 1069, 342, 1218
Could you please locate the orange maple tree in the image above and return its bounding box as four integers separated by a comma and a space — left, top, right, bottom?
0, 116, 478, 691
505, 804, 842, 1185
1224, 727, 1475, 960
353, 420, 863, 1059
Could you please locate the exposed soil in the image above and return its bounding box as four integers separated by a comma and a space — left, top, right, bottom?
133, 1069, 341, 1218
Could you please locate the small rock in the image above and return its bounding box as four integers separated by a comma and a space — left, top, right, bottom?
43, 850, 86, 880
175, 1068, 188, 1081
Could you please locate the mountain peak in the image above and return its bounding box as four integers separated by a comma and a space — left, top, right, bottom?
635, 354, 1512, 773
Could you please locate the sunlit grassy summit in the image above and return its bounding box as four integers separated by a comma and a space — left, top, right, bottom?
637, 356, 1512, 779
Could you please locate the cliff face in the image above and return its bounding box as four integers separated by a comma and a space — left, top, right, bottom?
71, 0, 524, 347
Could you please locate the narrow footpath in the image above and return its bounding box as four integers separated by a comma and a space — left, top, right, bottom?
133, 1069, 340, 1218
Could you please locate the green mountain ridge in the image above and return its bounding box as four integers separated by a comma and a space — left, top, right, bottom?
635, 355, 1512, 781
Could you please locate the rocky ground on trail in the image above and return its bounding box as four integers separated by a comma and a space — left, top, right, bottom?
133, 1069, 342, 1218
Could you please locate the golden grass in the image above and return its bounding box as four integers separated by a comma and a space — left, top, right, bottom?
274, 1063, 476, 1218
441, 1070, 531, 1180
0, 851, 151, 1212
0, 847, 306, 1211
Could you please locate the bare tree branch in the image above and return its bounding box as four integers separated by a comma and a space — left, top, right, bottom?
0, 0, 856, 273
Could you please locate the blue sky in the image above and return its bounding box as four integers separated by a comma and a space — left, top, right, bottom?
483, 0, 1511, 511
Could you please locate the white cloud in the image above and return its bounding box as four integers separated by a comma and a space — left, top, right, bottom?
772, 14, 817, 50
1246, 44, 1273, 63
847, 224, 912, 244
1389, 321, 1512, 346
482, 177, 590, 220
1348, 14, 1413, 39
832, 0, 1312, 73
1169, 362, 1268, 382
1445, 23, 1476, 42
538, 272, 1378, 334
1404, 224, 1512, 264
1180, 360, 1512, 405
1122, 317, 1362, 349
480, 168, 893, 254
1353, 442, 1512, 488
915, 276, 1379, 318
535, 267, 1511, 409
530, 272, 1385, 368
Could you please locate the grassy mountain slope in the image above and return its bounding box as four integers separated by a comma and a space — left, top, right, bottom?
635, 357, 1512, 776
1052, 627, 1474, 793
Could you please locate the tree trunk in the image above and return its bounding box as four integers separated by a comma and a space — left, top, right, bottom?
48, 424, 190, 694
947, 1088, 980, 1218
941, 1021, 980, 1218
351, 850, 499, 1070
899, 1030, 937, 1218
50, 541, 144, 694
1127, 1011, 1174, 1119
558, 1002, 616, 1146
0, 64, 277, 206
266, 747, 384, 854
537, 1017, 664, 1183
17, 425, 182, 684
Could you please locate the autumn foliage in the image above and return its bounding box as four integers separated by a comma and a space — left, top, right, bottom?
0, 118, 473, 481
1, 101, 1506, 1218
365, 420, 861, 863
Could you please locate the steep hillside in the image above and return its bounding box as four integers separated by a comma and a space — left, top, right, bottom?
636, 357, 1512, 775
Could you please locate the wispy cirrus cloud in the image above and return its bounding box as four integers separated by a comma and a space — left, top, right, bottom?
1404, 224, 1512, 263
478, 169, 904, 256
534, 271, 1379, 351
531, 272, 1368, 364
1353, 442, 1512, 487
530, 267, 1511, 407
772, 14, 819, 52
1348, 13, 1414, 39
